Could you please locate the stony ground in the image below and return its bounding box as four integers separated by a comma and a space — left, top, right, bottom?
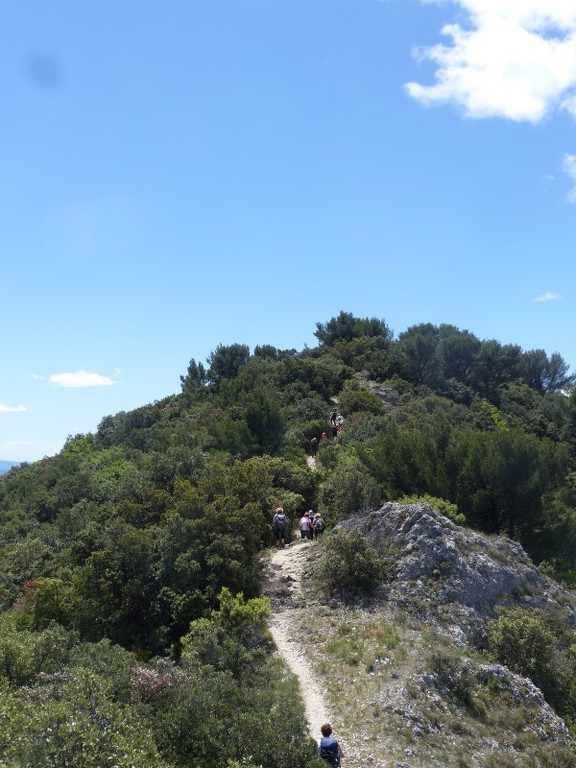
262, 520, 576, 768
263, 538, 407, 766
266, 540, 331, 735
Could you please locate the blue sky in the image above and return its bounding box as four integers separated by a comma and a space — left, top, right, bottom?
2, 0, 576, 463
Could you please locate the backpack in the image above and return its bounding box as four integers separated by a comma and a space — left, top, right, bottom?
319, 738, 340, 767
274, 513, 287, 528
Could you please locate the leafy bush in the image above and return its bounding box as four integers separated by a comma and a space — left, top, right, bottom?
318, 461, 380, 521
0, 616, 76, 686
181, 588, 272, 683
337, 380, 386, 416
429, 648, 487, 717
141, 653, 321, 768
0, 670, 167, 768
397, 494, 466, 526
316, 529, 383, 598
487, 606, 561, 708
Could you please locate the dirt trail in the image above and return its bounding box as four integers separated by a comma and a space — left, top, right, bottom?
264, 540, 330, 736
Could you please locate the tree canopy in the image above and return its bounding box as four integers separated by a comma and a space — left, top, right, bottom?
0, 309, 575, 764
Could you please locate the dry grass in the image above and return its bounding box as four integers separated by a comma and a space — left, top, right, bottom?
282, 544, 576, 768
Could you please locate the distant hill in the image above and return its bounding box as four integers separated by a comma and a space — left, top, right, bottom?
0, 461, 20, 475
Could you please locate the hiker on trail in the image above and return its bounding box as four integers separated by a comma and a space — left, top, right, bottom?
331, 424, 338, 440
314, 513, 326, 538
309, 511, 317, 540
310, 436, 319, 455
299, 511, 312, 540
318, 723, 344, 767
272, 507, 289, 548
330, 407, 338, 426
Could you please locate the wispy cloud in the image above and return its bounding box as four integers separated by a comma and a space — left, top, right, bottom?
535, 291, 561, 301
49, 369, 117, 388
562, 153, 576, 202
0, 404, 27, 413
406, 1, 576, 122
0, 440, 29, 452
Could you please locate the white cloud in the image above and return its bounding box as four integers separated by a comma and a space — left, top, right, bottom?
562, 153, 576, 201
406, 1, 576, 122
0, 404, 27, 413
49, 369, 117, 388
0, 440, 29, 455
535, 291, 561, 301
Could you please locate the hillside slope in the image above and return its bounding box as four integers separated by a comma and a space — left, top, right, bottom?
265, 504, 576, 768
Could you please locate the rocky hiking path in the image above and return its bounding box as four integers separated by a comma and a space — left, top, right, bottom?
264, 539, 330, 736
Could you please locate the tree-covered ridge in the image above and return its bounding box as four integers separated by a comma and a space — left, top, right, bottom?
1, 310, 576, 764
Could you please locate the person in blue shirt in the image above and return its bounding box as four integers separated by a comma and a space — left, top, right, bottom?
318, 723, 344, 767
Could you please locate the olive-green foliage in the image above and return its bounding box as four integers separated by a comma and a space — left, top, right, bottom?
143, 658, 321, 768
180, 357, 208, 393
314, 311, 391, 347
395, 322, 442, 386
326, 337, 392, 379
0, 671, 168, 768
207, 343, 251, 384
181, 588, 273, 683
0, 615, 75, 686
397, 494, 466, 526
358, 418, 462, 501
488, 606, 560, 712
336, 380, 386, 416
498, 383, 570, 441
319, 460, 380, 521
429, 648, 487, 717
0, 607, 319, 768
1, 312, 576, 764
316, 529, 383, 598
458, 428, 570, 540
12, 576, 74, 630
278, 353, 351, 401
487, 606, 576, 717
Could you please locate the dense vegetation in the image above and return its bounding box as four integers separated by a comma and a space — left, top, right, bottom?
2, 310, 576, 763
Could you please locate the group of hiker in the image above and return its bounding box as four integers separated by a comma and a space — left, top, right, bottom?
273, 407, 345, 765
269, 512, 345, 764
271, 508, 326, 548
310, 407, 344, 454
298, 509, 325, 540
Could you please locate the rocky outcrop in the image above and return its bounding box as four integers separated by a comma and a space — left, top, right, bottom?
266, 505, 576, 766
338, 502, 576, 646
358, 373, 401, 408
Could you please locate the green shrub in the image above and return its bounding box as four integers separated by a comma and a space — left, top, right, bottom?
0, 671, 167, 768
319, 461, 380, 521
143, 655, 322, 768
397, 494, 466, 525
337, 381, 386, 416
487, 606, 559, 706
316, 529, 383, 598
429, 649, 486, 717
181, 588, 272, 684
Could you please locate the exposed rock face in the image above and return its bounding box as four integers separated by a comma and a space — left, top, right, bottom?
359, 376, 400, 408
339, 502, 576, 646
267, 505, 576, 766
334, 503, 576, 761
